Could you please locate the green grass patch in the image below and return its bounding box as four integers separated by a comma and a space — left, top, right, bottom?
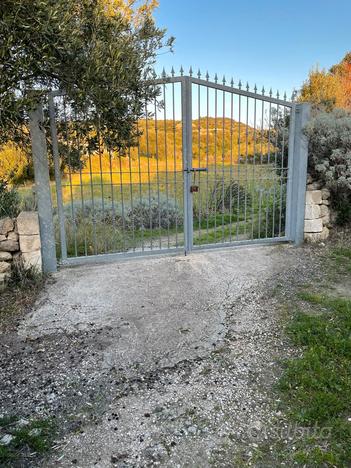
279, 291, 351, 465
330, 246, 351, 273
0, 416, 56, 466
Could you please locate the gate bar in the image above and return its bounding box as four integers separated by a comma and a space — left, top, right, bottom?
48, 93, 67, 261
181, 76, 193, 254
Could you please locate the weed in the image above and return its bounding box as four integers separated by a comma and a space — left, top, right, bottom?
0, 259, 44, 328
0, 180, 20, 218
330, 246, 351, 273
278, 291, 351, 465
0, 416, 56, 466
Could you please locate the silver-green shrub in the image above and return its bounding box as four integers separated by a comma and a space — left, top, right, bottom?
304, 109, 351, 224
127, 197, 183, 230
0, 180, 20, 218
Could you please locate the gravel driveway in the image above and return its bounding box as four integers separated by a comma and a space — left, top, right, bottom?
1, 244, 317, 467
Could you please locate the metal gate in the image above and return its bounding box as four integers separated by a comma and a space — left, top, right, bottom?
29, 68, 309, 269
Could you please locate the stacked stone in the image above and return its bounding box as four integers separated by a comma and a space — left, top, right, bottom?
17, 212, 42, 270
0, 211, 42, 291
304, 178, 331, 243
0, 217, 20, 290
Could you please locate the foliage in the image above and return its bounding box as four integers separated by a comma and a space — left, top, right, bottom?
62, 199, 124, 226
270, 108, 290, 176
9, 257, 43, 287
59, 196, 183, 255
0, 0, 172, 152
304, 109, 351, 225
0, 416, 55, 466
103, 0, 158, 23
208, 179, 252, 214
60, 215, 125, 256
62, 196, 183, 230
0, 144, 31, 184
18, 188, 37, 212
0, 180, 20, 218
300, 52, 351, 112
279, 287, 351, 465
246, 107, 290, 178
127, 197, 183, 229
253, 184, 286, 238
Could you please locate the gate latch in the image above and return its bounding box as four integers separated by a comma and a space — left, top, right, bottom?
190, 185, 199, 193
184, 167, 208, 173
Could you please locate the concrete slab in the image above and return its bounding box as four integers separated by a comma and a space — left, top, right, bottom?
19, 245, 294, 375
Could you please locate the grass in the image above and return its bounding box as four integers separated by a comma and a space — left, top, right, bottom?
275, 245, 351, 466
0, 260, 44, 329
0, 265, 52, 466
0, 416, 56, 466
330, 246, 351, 273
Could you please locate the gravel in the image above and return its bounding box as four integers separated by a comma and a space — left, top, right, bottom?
0, 244, 326, 467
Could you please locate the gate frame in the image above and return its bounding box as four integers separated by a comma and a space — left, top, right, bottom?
29, 101, 57, 273
181, 76, 193, 254
285, 102, 311, 245
31, 75, 310, 270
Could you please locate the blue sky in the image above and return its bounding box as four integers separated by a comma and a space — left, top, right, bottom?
154, 0, 351, 97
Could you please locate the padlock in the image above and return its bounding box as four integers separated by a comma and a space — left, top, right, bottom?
190, 185, 199, 193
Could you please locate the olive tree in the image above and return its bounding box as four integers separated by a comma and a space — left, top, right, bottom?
0, 0, 172, 152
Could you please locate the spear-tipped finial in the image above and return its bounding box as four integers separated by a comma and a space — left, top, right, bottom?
171, 66, 175, 77
161, 67, 166, 79
246, 82, 249, 91
230, 77, 234, 87
262, 86, 265, 95
180, 65, 184, 76
222, 75, 226, 85
197, 69, 201, 79
214, 73, 218, 83
152, 69, 157, 79
283, 91, 287, 101
291, 89, 297, 101
189, 66, 193, 77
205, 71, 209, 81
254, 84, 257, 93
276, 90, 280, 99
269, 88, 273, 97
238, 79, 242, 89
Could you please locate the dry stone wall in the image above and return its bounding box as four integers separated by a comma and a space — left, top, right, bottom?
304, 175, 334, 243
0, 211, 42, 291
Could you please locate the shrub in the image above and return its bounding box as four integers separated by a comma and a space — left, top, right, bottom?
208, 179, 252, 214
9, 257, 42, 288
127, 197, 183, 230
61, 196, 183, 231
0, 180, 20, 218
253, 184, 287, 239
57, 196, 183, 256
62, 200, 124, 227
0, 143, 31, 184
304, 109, 351, 225
18, 189, 37, 212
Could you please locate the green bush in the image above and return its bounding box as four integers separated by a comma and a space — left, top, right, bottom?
304, 109, 351, 225
208, 179, 252, 214
253, 184, 287, 239
0, 180, 20, 218
127, 197, 183, 230
62, 200, 124, 227
61, 196, 183, 230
